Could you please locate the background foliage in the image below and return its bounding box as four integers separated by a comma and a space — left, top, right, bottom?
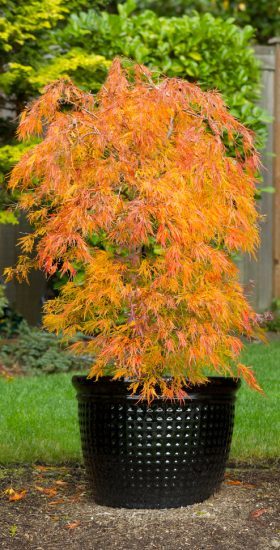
0, 321, 91, 375
58, 4, 267, 141
113, 0, 280, 44
0, 0, 107, 222
0, 1, 269, 223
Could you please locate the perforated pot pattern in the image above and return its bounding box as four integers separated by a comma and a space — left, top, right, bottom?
72, 376, 240, 508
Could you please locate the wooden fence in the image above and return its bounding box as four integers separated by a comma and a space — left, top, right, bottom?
0, 216, 46, 325
237, 44, 276, 310
1, 42, 280, 323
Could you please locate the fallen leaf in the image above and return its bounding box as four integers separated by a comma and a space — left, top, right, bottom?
3, 487, 27, 501
225, 480, 255, 488
9, 525, 17, 537
34, 465, 67, 472
9, 490, 27, 502
194, 511, 211, 518
249, 508, 268, 519
65, 521, 80, 530
68, 495, 82, 503
55, 480, 68, 487
4, 488, 16, 496
35, 486, 58, 497
50, 516, 60, 522
48, 499, 65, 506
34, 476, 44, 482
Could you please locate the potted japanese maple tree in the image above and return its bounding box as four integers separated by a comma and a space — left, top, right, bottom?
7, 58, 263, 509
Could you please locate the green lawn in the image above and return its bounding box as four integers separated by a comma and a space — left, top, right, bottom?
0, 341, 279, 464
230, 341, 280, 462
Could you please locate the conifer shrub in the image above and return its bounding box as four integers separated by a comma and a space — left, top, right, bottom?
0, 321, 91, 374
6, 59, 263, 401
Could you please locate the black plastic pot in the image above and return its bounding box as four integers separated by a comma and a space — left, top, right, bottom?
72, 376, 240, 509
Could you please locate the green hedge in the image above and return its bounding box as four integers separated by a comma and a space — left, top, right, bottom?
113, 0, 280, 44
55, 3, 269, 146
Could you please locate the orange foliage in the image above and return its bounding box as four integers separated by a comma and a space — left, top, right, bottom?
6, 58, 263, 400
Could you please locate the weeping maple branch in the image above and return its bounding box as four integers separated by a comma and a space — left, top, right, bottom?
6, 57, 262, 400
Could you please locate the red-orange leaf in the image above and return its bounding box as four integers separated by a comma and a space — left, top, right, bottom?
65, 521, 81, 530
48, 499, 65, 506
4, 488, 27, 501
249, 508, 268, 519
225, 480, 256, 488
35, 486, 58, 497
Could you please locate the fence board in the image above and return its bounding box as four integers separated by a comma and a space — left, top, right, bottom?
237, 45, 275, 310
0, 216, 46, 325
271, 39, 280, 298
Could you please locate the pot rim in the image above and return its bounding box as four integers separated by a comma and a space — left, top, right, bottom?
72, 374, 241, 398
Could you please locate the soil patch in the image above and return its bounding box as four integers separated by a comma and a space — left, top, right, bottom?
0, 464, 279, 550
